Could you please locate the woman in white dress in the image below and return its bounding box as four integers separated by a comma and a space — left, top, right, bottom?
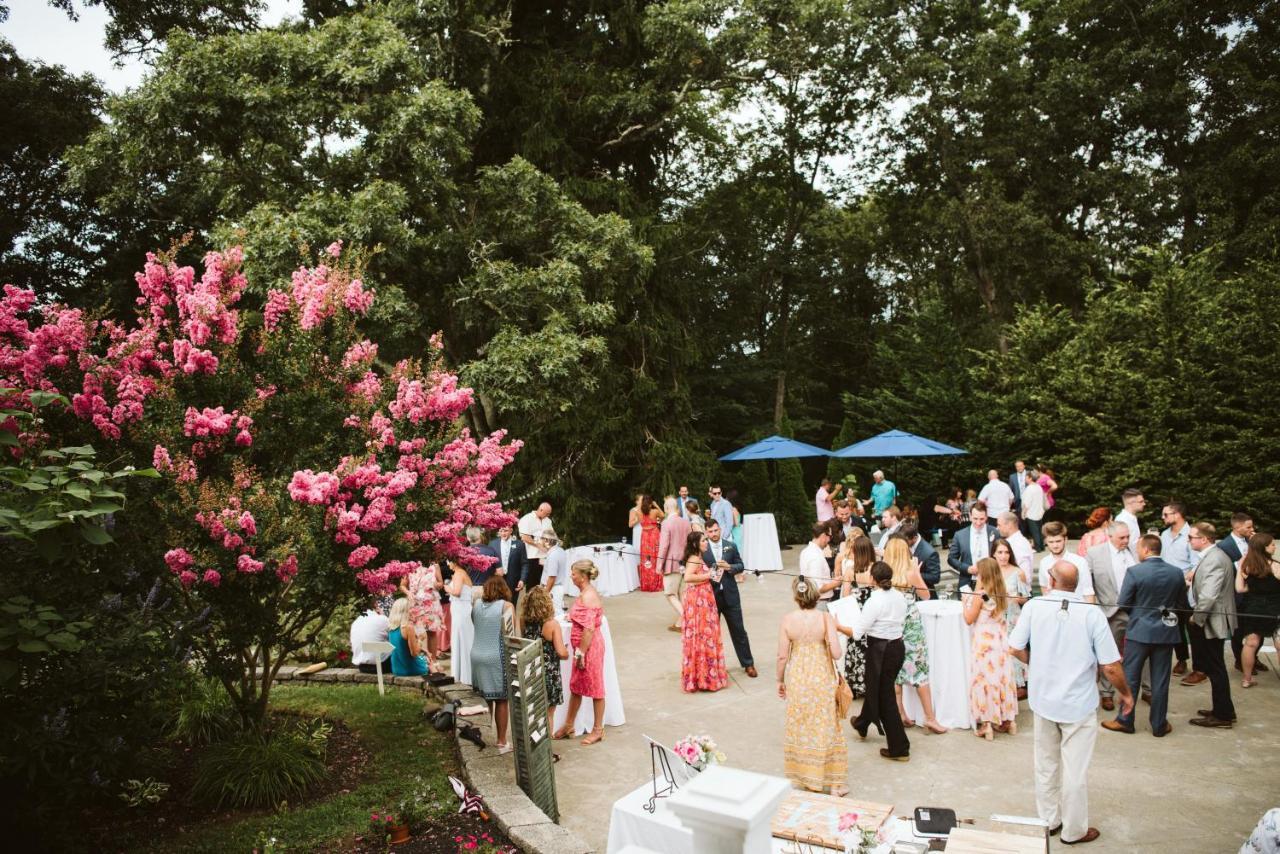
626, 493, 644, 579
447, 561, 476, 685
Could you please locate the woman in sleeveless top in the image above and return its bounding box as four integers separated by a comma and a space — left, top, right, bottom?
883, 538, 948, 734
387, 597, 429, 677
778, 575, 849, 792
1238, 534, 1280, 688
555, 560, 608, 745
993, 538, 1030, 690
471, 576, 515, 754
840, 534, 876, 698
680, 529, 728, 692
964, 557, 1019, 739
638, 495, 664, 591
518, 585, 568, 759
446, 562, 475, 685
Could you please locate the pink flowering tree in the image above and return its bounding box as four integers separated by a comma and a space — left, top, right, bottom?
0, 241, 520, 729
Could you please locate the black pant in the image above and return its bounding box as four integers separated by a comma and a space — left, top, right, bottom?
1174, 611, 1190, 665
514, 558, 543, 609
713, 583, 754, 668
1189, 624, 1236, 720
855, 636, 909, 757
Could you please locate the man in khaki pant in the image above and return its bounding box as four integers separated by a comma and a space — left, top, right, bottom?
1010, 561, 1134, 846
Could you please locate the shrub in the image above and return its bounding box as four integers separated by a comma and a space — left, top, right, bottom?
192, 728, 325, 809
170, 675, 236, 747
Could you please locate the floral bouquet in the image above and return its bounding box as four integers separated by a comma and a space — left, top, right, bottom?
672, 734, 726, 771
838, 811, 887, 854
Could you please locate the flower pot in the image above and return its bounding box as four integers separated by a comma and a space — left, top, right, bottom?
389, 824, 411, 844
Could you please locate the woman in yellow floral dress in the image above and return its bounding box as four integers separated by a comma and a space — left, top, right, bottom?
777, 576, 848, 794
963, 557, 1018, 740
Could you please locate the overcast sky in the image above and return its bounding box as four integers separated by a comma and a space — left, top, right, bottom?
1, 0, 301, 92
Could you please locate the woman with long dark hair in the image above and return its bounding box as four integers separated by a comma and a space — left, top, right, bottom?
840, 535, 877, 698
680, 529, 727, 692
638, 494, 664, 592
1237, 533, 1280, 688
849, 561, 911, 761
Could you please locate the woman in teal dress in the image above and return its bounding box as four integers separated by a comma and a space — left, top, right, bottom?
388, 597, 429, 677
471, 576, 516, 754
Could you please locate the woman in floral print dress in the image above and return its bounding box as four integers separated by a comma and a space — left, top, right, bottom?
963, 557, 1018, 739
680, 530, 728, 693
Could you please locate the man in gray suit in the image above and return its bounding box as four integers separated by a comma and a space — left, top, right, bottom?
1188, 522, 1238, 727
1085, 522, 1135, 711
1102, 535, 1187, 736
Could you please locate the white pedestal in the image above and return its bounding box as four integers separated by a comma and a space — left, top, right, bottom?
667, 766, 792, 854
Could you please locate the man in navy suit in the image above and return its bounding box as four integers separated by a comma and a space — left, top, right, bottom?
488, 523, 525, 591
1102, 534, 1188, 737
902, 520, 941, 591
947, 501, 998, 588
703, 520, 756, 677
1008, 460, 1026, 517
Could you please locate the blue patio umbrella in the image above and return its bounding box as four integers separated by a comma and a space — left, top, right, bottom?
830, 429, 967, 459
719, 434, 832, 462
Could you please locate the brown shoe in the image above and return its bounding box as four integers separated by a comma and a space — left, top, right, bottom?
879, 748, 909, 762
744, 666, 758, 678
1141, 690, 1152, 704
1099, 696, 1115, 711
1189, 716, 1233, 728
1101, 720, 1134, 734
1196, 708, 1236, 721
1062, 828, 1101, 845
1172, 660, 1187, 676
1153, 721, 1173, 737
1180, 671, 1208, 686
1049, 824, 1062, 836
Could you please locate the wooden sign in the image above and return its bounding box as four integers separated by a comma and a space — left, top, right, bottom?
943, 827, 1047, 854
771, 791, 893, 850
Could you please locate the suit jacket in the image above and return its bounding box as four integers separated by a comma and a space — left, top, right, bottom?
488, 537, 525, 582
912, 539, 942, 589
1086, 542, 1128, 624
471, 543, 500, 586
1008, 472, 1023, 509
1191, 547, 1238, 639
1118, 557, 1188, 645
703, 541, 745, 605
947, 524, 999, 586
1216, 537, 1243, 564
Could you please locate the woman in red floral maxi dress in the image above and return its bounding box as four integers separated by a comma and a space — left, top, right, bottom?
638, 495, 664, 592
680, 530, 728, 692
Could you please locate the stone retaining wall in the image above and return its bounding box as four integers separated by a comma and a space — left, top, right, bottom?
273, 666, 594, 854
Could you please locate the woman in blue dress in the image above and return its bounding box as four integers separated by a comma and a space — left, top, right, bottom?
388, 597, 429, 677
471, 576, 516, 754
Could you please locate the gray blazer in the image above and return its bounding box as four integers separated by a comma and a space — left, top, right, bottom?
1118, 557, 1188, 645
1086, 542, 1130, 625
1191, 546, 1238, 640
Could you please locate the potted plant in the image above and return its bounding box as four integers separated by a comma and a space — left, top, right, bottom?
368, 809, 408, 846
397, 794, 429, 836
838, 810, 887, 854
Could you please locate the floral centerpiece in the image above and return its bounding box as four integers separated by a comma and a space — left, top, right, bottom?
838, 810, 887, 854
672, 734, 726, 771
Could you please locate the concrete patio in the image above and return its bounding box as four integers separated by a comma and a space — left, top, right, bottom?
547, 546, 1279, 853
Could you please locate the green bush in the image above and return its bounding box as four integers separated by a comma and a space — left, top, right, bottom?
170, 676, 236, 747
192, 728, 327, 809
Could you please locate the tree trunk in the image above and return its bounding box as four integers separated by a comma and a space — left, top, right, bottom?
773, 370, 786, 430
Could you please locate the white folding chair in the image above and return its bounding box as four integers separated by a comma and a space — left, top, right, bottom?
361, 641, 395, 695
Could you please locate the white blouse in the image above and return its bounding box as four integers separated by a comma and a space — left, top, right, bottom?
853, 587, 907, 640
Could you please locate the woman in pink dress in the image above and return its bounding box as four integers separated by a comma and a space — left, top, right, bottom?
1037, 467, 1059, 514
399, 562, 444, 672
638, 495, 664, 592
963, 557, 1018, 740
680, 530, 728, 693
1076, 506, 1112, 556
555, 559, 608, 745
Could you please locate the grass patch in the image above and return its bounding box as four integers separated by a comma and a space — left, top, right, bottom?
148, 685, 460, 853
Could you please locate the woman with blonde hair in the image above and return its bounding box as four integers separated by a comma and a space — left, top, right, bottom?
963, 557, 1018, 739
388, 596, 429, 677
555, 560, 608, 745
883, 537, 948, 734
519, 585, 569, 757
777, 575, 849, 792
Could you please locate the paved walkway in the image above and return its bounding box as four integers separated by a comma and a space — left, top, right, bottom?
548, 545, 1279, 853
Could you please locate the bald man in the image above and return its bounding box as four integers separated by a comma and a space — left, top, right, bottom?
1009, 559, 1132, 846
978, 469, 1014, 517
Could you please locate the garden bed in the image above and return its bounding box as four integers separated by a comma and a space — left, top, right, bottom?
53, 685, 514, 853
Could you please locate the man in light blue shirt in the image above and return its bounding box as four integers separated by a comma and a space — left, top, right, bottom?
708, 485, 735, 534
1158, 501, 1193, 571
869, 470, 897, 516
1010, 560, 1132, 846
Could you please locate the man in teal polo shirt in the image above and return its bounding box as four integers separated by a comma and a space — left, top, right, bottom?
870, 470, 897, 516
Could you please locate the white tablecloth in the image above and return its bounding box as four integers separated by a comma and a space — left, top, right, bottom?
901, 598, 974, 730
741, 513, 783, 572
553, 615, 626, 735
606, 780, 910, 854
563, 544, 640, 597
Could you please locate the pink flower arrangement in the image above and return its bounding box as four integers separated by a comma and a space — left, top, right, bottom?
672, 734, 725, 770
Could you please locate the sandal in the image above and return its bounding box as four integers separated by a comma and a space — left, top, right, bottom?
581, 728, 605, 745
552, 725, 572, 740
974, 724, 991, 740
831, 786, 849, 798
1242, 679, 1256, 689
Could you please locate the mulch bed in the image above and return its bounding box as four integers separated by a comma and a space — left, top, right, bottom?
345, 811, 515, 853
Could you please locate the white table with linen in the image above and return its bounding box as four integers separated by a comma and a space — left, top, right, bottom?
901, 598, 974, 730
605, 779, 910, 854
740, 513, 783, 572
553, 615, 626, 735
563, 544, 640, 597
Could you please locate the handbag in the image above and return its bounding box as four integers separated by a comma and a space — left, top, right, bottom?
836, 677, 854, 718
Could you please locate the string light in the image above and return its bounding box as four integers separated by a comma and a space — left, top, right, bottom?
504, 445, 586, 507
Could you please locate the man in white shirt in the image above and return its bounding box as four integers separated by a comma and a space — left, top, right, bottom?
978, 469, 1014, 517
518, 501, 553, 588
1038, 521, 1093, 600
489, 524, 525, 586
350, 607, 391, 674
799, 523, 839, 609
997, 512, 1034, 585
1009, 561, 1133, 846
878, 505, 903, 545
1021, 471, 1047, 550
815, 478, 841, 522
947, 501, 996, 589
1114, 488, 1145, 546
1084, 522, 1134, 711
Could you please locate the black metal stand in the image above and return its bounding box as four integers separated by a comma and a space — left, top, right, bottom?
644, 741, 681, 813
